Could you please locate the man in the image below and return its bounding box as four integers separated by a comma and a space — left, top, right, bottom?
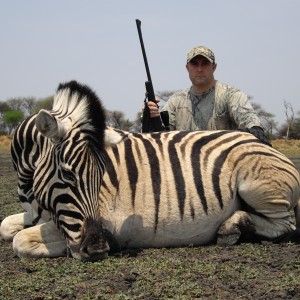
147, 46, 271, 145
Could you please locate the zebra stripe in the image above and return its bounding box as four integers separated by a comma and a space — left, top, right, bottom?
168, 131, 187, 219
124, 138, 138, 206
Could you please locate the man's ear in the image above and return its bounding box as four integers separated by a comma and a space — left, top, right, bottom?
213, 63, 217, 71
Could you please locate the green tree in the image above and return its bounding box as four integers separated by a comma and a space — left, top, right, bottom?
289, 111, 300, 139
0, 102, 11, 121
23, 97, 37, 116
106, 110, 134, 131
6, 98, 24, 111
283, 100, 294, 140
3, 110, 24, 134
251, 100, 277, 139
0, 102, 11, 134
0, 102, 10, 115
32, 96, 54, 113
5, 97, 37, 117
131, 112, 142, 133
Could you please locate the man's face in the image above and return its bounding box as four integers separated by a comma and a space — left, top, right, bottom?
186, 56, 217, 88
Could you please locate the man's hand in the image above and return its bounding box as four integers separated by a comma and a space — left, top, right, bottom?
241, 126, 272, 147
145, 99, 160, 118
141, 99, 165, 133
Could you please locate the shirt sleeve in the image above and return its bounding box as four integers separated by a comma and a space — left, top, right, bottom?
161, 97, 176, 130
226, 88, 262, 129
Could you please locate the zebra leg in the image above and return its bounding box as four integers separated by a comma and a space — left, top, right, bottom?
248, 213, 296, 239
217, 210, 255, 246
13, 220, 67, 258
0, 212, 33, 241
217, 210, 297, 246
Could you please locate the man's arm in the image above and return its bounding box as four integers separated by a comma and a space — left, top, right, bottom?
226, 89, 271, 146
226, 89, 261, 129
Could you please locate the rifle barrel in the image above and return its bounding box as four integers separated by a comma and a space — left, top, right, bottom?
136, 19, 152, 83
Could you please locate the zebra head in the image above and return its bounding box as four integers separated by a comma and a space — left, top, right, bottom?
34, 81, 111, 261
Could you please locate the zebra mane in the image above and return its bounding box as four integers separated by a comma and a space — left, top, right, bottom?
52, 81, 106, 149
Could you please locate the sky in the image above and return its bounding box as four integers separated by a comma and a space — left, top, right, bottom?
1, 0, 299, 126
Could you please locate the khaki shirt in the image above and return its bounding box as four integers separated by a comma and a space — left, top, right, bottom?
160, 81, 261, 131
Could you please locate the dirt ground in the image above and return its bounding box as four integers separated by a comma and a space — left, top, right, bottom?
0, 150, 300, 300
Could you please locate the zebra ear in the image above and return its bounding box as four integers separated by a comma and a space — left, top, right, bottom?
104, 127, 128, 146
35, 110, 67, 144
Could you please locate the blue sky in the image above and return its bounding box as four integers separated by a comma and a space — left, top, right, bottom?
1, 1, 299, 125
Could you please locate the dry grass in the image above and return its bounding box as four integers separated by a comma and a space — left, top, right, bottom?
0, 136, 12, 150
272, 139, 300, 156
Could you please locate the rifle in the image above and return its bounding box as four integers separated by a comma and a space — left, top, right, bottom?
135, 19, 168, 133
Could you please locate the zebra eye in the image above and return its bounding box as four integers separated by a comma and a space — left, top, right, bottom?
61, 168, 77, 185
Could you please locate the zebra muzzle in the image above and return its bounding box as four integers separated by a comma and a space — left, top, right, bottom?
79, 242, 110, 262
76, 218, 111, 261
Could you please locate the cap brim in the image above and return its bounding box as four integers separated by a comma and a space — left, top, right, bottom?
187, 54, 214, 64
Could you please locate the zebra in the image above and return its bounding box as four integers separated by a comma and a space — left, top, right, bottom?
0, 80, 299, 261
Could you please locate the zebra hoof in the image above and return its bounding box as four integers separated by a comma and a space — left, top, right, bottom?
217, 226, 241, 246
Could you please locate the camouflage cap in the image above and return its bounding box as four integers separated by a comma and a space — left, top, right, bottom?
186, 46, 215, 64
